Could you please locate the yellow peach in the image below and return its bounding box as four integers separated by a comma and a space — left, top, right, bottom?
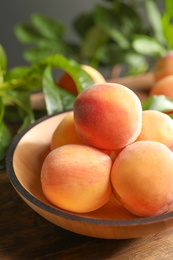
111, 141, 173, 217
135, 110, 173, 151
149, 75, 173, 100
153, 52, 173, 82
50, 111, 83, 150
41, 144, 112, 213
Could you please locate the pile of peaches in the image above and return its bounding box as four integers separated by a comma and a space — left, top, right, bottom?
40, 82, 173, 218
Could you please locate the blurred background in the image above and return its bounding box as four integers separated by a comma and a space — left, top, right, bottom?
0, 0, 167, 77
0, 0, 101, 68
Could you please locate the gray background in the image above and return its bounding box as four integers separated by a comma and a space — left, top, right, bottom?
0, 0, 101, 68
0, 0, 164, 70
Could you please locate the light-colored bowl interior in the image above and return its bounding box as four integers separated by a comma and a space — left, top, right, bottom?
6, 111, 173, 239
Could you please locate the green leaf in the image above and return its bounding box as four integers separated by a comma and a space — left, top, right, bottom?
4, 66, 31, 81
23, 47, 54, 63
95, 43, 127, 65
59, 88, 76, 110
142, 95, 173, 112
132, 35, 166, 56
14, 24, 44, 44
42, 66, 63, 115
15, 14, 65, 44
125, 53, 149, 75
0, 96, 4, 122
43, 54, 94, 93
2, 65, 42, 92
17, 114, 35, 133
0, 70, 3, 86
4, 105, 22, 124
23, 42, 67, 63
80, 25, 109, 58
0, 121, 12, 161
164, 0, 173, 16
73, 12, 94, 39
111, 2, 143, 34
162, 13, 173, 49
14, 14, 67, 64
31, 14, 65, 40
0, 44, 7, 70
145, 0, 166, 44
2, 90, 35, 122
94, 5, 130, 49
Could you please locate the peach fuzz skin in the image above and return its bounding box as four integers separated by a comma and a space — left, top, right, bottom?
50, 111, 112, 157
135, 110, 173, 151
40, 144, 112, 213
149, 75, 173, 100
50, 111, 84, 150
73, 83, 142, 150
111, 141, 173, 217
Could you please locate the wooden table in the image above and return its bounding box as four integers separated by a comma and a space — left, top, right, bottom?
1, 169, 173, 260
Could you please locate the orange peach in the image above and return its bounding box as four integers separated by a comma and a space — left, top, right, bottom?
135, 110, 173, 151
111, 141, 173, 217
73, 83, 142, 150
41, 144, 112, 213
50, 111, 84, 150
82, 64, 106, 84
149, 75, 173, 100
57, 64, 106, 95
153, 52, 173, 82
57, 72, 77, 95
109, 149, 124, 162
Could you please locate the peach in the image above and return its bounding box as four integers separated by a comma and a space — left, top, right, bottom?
50, 111, 84, 150
57, 64, 106, 95
135, 110, 173, 151
40, 144, 112, 213
149, 75, 173, 100
73, 83, 142, 150
111, 141, 173, 217
109, 149, 124, 162
153, 52, 173, 82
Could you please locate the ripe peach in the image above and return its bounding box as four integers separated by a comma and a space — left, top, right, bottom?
111, 141, 173, 217
50, 111, 84, 150
73, 83, 142, 150
135, 110, 173, 151
57, 64, 106, 95
41, 144, 112, 213
109, 148, 124, 162
149, 75, 173, 100
153, 52, 173, 82
82, 64, 106, 84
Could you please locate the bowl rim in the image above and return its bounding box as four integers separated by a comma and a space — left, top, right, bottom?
6, 111, 173, 227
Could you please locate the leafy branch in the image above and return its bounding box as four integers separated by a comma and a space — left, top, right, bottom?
0, 45, 94, 169
132, 0, 173, 59
14, 1, 150, 75
14, 0, 173, 76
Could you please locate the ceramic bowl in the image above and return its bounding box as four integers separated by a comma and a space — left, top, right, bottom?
6, 111, 173, 239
